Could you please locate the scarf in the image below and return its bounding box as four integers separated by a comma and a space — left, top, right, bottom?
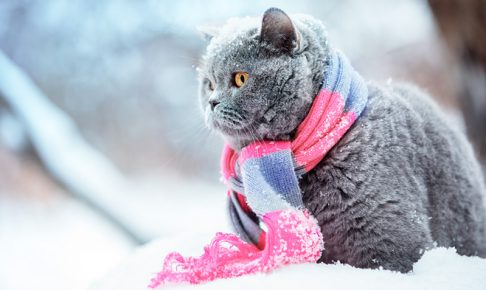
150, 49, 368, 287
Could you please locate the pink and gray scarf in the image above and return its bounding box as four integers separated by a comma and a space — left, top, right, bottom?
150, 49, 368, 287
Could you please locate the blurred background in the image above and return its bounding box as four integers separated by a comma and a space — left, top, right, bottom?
0, 1, 484, 290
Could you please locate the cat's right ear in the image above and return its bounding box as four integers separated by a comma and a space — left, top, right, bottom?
197, 25, 220, 42
260, 8, 300, 53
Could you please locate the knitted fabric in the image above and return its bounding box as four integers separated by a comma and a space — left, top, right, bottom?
224, 49, 368, 247
149, 49, 368, 287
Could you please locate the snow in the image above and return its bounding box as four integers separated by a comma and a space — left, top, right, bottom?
92, 234, 486, 290
0, 167, 230, 290
0, 193, 133, 290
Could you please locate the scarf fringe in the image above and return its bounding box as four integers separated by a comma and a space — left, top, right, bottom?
149, 209, 323, 287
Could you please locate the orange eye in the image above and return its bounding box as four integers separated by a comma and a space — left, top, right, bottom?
234, 72, 249, 88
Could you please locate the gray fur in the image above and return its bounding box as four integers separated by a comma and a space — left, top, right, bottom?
198, 8, 486, 272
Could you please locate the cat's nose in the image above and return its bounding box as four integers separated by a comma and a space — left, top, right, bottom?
209, 99, 220, 111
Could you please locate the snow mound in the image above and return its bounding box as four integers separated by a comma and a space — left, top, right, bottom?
91, 233, 486, 290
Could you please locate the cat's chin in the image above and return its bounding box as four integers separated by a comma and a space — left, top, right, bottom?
207, 123, 254, 150
215, 125, 294, 151
223, 135, 255, 151
213, 126, 256, 150
209, 119, 294, 150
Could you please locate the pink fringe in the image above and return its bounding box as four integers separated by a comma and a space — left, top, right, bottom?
149, 209, 323, 288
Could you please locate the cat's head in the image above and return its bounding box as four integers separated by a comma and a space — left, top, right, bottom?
198, 8, 329, 150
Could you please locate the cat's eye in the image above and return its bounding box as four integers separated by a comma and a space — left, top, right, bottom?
207, 79, 215, 91
234, 72, 249, 88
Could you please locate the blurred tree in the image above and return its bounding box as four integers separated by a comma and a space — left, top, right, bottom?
429, 0, 486, 163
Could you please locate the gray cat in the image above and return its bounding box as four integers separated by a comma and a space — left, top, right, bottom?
198, 8, 486, 272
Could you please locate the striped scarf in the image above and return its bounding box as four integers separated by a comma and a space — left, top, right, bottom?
224, 49, 368, 248
150, 49, 368, 287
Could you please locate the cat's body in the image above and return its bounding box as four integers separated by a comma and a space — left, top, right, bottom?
199, 8, 486, 272
301, 82, 486, 271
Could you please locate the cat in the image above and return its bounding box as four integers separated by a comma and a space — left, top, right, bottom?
198, 7, 486, 272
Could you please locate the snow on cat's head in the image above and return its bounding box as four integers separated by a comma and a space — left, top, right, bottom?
198, 8, 330, 150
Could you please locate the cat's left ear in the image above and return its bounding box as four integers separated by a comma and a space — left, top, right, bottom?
260, 8, 300, 53
197, 25, 221, 42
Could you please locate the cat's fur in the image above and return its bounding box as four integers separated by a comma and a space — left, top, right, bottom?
198, 8, 486, 272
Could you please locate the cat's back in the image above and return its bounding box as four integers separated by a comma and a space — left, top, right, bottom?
359, 81, 485, 198
372, 81, 485, 196
302, 81, 486, 268
380, 83, 486, 255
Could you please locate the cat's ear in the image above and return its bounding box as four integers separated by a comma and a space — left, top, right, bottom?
260, 8, 300, 53
197, 25, 221, 42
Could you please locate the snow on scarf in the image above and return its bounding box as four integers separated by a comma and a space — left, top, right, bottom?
150, 49, 368, 287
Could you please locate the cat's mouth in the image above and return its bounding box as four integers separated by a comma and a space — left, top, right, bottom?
208, 107, 258, 140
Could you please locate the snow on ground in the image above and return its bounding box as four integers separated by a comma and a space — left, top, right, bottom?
121, 174, 230, 241
0, 168, 229, 290
92, 233, 486, 290
0, 192, 133, 290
